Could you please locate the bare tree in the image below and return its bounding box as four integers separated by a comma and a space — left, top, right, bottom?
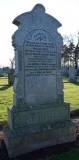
74, 31, 79, 69
9, 57, 15, 70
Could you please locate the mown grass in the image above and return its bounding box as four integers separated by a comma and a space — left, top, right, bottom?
63, 76, 79, 111
0, 76, 79, 122
0, 76, 79, 159
42, 149, 79, 160
0, 77, 13, 122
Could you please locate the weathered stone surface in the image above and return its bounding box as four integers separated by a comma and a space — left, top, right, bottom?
11, 3, 63, 106
3, 120, 76, 158
3, 3, 76, 158
8, 102, 70, 130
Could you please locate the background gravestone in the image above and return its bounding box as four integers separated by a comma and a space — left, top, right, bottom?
3, 4, 76, 158
69, 66, 76, 82
8, 69, 15, 85
0, 68, 3, 76
62, 66, 69, 76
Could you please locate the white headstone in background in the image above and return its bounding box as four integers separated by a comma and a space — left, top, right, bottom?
69, 66, 76, 82
62, 66, 69, 76
3, 4, 76, 158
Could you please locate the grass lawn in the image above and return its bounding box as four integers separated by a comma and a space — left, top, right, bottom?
63, 76, 79, 111
0, 77, 13, 122
0, 76, 79, 122
0, 76, 79, 159
42, 149, 79, 160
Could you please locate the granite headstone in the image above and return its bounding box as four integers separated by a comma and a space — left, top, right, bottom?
3, 4, 76, 158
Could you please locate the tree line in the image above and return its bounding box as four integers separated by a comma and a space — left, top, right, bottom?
61, 32, 79, 69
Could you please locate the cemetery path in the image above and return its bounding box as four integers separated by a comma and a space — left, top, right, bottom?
0, 118, 79, 160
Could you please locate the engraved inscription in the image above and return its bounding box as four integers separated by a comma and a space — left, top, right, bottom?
24, 30, 56, 76
13, 105, 69, 128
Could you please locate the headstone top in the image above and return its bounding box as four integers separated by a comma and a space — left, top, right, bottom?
13, 3, 62, 29
32, 3, 45, 13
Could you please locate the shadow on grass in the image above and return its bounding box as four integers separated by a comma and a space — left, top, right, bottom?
62, 76, 79, 85
72, 82, 79, 86
70, 109, 79, 118
63, 81, 79, 86
0, 85, 12, 91
0, 121, 7, 130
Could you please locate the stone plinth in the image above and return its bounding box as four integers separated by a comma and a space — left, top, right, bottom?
3, 102, 76, 158
3, 118, 76, 158
7, 102, 70, 130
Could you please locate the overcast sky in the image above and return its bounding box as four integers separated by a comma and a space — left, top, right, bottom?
0, 0, 79, 67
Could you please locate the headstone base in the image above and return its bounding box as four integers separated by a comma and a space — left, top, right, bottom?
3, 120, 76, 158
